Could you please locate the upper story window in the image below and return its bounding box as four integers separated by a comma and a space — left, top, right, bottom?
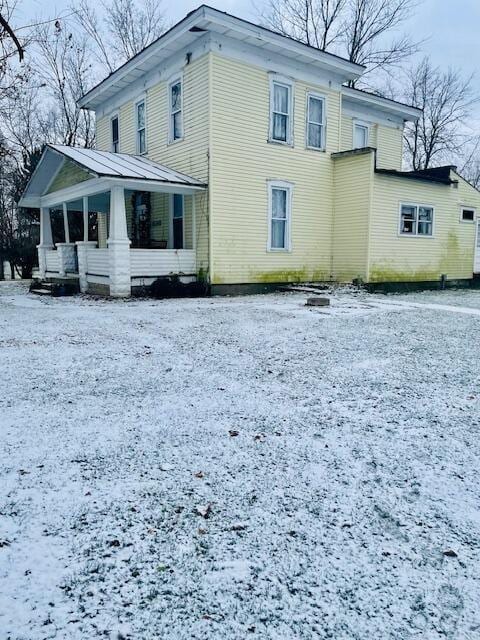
169, 78, 183, 142
136, 99, 146, 154
400, 203, 433, 236
268, 180, 293, 251
306, 93, 326, 150
353, 121, 369, 149
111, 115, 119, 153
269, 77, 293, 145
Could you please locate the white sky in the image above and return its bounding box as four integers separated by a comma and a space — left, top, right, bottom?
14, 0, 480, 123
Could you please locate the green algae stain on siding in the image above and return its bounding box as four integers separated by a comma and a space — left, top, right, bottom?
47, 161, 93, 194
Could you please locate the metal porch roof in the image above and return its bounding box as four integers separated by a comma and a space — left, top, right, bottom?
48, 145, 206, 186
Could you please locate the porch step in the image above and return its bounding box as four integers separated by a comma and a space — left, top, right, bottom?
30, 279, 79, 297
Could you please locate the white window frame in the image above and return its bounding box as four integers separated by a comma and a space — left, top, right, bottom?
135, 96, 147, 154
460, 206, 476, 223
169, 193, 185, 249
269, 75, 294, 146
168, 74, 184, 144
353, 120, 370, 149
267, 180, 293, 252
110, 112, 119, 153
398, 202, 435, 237
306, 91, 326, 151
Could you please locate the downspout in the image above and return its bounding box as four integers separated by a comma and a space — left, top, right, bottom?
365, 150, 376, 284
207, 52, 213, 288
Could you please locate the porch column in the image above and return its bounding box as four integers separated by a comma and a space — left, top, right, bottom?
108, 185, 131, 297
76, 196, 95, 293
38, 206, 53, 278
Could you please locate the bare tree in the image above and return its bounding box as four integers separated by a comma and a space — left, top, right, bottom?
260, 0, 421, 84
343, 0, 419, 81
73, 0, 115, 73
403, 57, 478, 171
103, 0, 166, 63
34, 20, 95, 147
261, 0, 346, 50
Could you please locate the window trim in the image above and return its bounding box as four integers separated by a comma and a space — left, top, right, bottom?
460, 206, 476, 223
110, 112, 119, 153
352, 119, 370, 149
268, 75, 294, 146
305, 91, 326, 151
168, 74, 184, 145
398, 202, 435, 238
267, 180, 293, 252
135, 96, 147, 155
169, 193, 185, 249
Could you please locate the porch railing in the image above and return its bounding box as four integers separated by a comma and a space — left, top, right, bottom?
86, 247, 109, 276
130, 249, 196, 278
45, 249, 60, 273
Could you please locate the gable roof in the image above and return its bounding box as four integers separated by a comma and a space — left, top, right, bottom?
78, 5, 365, 110
19, 144, 206, 207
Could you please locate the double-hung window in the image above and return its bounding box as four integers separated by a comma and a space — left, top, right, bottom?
169, 78, 183, 142
306, 93, 326, 150
136, 99, 146, 154
270, 78, 293, 144
111, 115, 119, 153
268, 181, 292, 251
353, 121, 369, 149
400, 203, 433, 236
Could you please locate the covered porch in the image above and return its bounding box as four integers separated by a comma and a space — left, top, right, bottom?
20, 145, 207, 297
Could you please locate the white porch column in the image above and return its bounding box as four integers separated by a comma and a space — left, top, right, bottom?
83, 196, 89, 242
108, 185, 131, 297
62, 202, 70, 244
76, 241, 96, 293
38, 206, 54, 278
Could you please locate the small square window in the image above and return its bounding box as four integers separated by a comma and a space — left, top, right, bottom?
400, 203, 433, 236
353, 123, 369, 149
461, 208, 475, 222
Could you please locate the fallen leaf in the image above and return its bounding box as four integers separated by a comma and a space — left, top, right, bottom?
229, 430, 239, 437
194, 471, 205, 479
443, 549, 458, 558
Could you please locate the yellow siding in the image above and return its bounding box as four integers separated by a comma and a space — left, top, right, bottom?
95, 55, 210, 273
369, 173, 480, 282
96, 117, 109, 151
376, 125, 404, 170
332, 151, 373, 281
209, 54, 339, 284
47, 160, 92, 193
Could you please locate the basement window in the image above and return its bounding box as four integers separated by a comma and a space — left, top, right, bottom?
461, 207, 476, 222
400, 203, 433, 236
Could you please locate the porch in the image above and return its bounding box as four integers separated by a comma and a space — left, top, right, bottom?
21, 145, 207, 297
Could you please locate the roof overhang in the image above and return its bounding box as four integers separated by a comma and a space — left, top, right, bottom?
78, 5, 365, 111
18, 144, 206, 208
342, 86, 421, 122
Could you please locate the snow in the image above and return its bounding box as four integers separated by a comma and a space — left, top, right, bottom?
1, 281, 480, 639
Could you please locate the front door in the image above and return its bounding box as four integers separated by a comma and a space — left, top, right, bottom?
475, 221, 480, 274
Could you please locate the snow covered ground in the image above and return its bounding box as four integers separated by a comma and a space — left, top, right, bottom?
1, 281, 480, 639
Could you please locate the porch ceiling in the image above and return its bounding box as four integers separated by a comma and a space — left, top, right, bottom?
19, 144, 207, 208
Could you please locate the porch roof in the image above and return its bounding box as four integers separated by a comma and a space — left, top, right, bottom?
19, 144, 207, 208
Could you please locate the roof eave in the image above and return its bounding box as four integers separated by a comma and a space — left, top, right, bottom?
78, 5, 365, 111
342, 86, 422, 122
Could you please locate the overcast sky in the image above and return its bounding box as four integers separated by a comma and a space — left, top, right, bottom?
16, 0, 480, 93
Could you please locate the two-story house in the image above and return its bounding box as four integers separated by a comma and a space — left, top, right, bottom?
20, 5, 480, 296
